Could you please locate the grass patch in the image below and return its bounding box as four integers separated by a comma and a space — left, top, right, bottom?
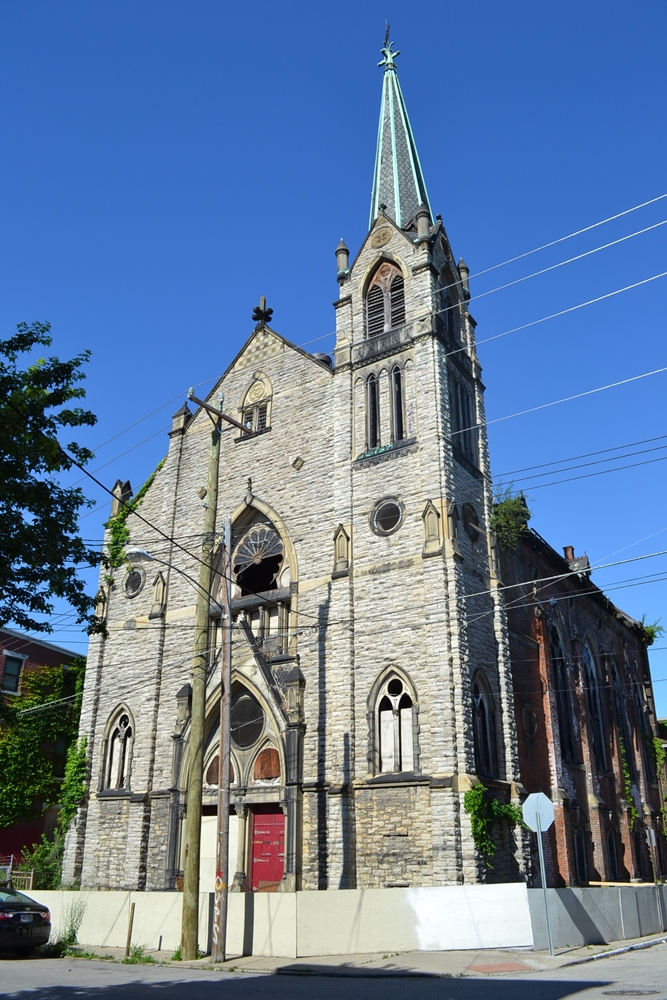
122, 944, 156, 965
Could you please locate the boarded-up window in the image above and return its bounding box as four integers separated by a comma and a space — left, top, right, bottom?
253, 747, 280, 781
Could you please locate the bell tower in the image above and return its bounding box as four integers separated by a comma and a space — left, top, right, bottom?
328, 34, 523, 886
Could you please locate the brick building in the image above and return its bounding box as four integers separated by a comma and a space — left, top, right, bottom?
501, 532, 665, 886
63, 39, 663, 893
0, 628, 78, 856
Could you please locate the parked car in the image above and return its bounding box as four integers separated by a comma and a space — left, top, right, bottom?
0, 888, 51, 956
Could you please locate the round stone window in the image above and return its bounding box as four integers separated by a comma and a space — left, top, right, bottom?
371, 498, 404, 536
124, 568, 145, 599
230, 693, 264, 750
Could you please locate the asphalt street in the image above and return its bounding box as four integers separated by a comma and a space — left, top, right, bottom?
0, 945, 665, 1000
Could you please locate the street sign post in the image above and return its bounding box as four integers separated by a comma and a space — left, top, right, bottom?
522, 792, 555, 956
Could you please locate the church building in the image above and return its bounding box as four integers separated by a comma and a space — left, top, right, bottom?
63, 39, 663, 894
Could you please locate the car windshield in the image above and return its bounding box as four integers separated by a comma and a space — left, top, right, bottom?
0, 890, 33, 904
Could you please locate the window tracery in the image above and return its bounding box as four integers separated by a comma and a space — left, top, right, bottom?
375, 674, 415, 773
103, 710, 133, 790
367, 373, 380, 449
551, 628, 577, 763
366, 262, 405, 338
230, 514, 292, 657
240, 377, 271, 435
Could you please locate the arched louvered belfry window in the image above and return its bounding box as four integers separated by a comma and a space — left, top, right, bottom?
366, 262, 406, 337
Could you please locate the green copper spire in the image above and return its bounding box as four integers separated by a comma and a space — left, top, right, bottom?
369, 32, 432, 230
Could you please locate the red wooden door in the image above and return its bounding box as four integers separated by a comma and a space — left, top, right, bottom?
249, 807, 285, 892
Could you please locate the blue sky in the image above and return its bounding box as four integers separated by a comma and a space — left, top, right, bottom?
1, 2, 666, 711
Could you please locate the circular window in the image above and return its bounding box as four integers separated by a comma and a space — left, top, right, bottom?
371, 498, 404, 536
124, 568, 144, 599
230, 693, 264, 749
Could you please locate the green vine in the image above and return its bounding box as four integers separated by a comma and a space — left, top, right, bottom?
618, 734, 639, 830
463, 784, 523, 866
103, 457, 166, 576
651, 735, 665, 773
491, 486, 531, 551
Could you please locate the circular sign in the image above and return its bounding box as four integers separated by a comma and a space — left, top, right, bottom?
370, 226, 392, 248
522, 792, 555, 832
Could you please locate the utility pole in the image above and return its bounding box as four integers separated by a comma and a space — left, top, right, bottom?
180, 393, 247, 961
212, 516, 233, 962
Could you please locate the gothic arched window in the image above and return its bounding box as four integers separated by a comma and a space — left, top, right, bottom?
376, 674, 415, 773
391, 365, 405, 442
472, 673, 497, 777
583, 644, 607, 770
240, 376, 272, 436
448, 373, 478, 465
367, 374, 380, 449
573, 826, 589, 884
103, 710, 133, 790
551, 628, 577, 763
366, 263, 405, 337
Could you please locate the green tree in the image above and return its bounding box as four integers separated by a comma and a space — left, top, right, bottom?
491, 486, 531, 550
0, 321, 101, 633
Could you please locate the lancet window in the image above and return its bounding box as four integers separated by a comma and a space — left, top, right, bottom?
551, 628, 577, 763
583, 644, 607, 770
472, 672, 497, 777
103, 710, 133, 790
366, 262, 405, 337
391, 365, 406, 442
376, 674, 415, 774
367, 374, 380, 449
448, 373, 477, 464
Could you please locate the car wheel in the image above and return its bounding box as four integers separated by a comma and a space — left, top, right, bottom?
15, 947, 36, 958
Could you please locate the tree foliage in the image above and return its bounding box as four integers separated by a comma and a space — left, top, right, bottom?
491, 486, 531, 550
0, 321, 101, 633
639, 614, 664, 646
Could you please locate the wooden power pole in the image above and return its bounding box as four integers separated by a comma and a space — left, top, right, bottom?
212, 516, 233, 962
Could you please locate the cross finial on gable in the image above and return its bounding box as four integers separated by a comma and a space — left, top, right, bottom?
252, 296, 273, 329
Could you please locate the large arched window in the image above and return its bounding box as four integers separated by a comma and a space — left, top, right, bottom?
583, 644, 607, 770
103, 710, 133, 790
472, 673, 497, 777
551, 628, 577, 763
572, 826, 589, 884
376, 674, 415, 773
366, 262, 405, 337
448, 373, 478, 464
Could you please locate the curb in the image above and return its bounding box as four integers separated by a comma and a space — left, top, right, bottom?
563, 936, 667, 967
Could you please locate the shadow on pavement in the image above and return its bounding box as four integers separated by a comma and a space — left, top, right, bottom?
0, 969, 611, 1000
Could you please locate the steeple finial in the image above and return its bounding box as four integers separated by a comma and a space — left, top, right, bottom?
378, 23, 400, 71
369, 34, 432, 230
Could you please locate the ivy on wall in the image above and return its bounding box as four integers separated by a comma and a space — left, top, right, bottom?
618, 734, 639, 831
103, 456, 166, 575
463, 784, 523, 866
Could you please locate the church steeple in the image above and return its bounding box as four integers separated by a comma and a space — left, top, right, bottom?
369, 32, 432, 230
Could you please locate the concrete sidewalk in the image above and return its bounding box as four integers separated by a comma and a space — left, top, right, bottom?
68, 934, 667, 977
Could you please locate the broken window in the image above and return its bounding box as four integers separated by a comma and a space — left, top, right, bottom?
376, 675, 415, 773
232, 523, 290, 655
583, 645, 607, 770
240, 378, 271, 435
551, 628, 577, 763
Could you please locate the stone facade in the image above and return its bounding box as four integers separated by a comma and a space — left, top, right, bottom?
63, 205, 527, 891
